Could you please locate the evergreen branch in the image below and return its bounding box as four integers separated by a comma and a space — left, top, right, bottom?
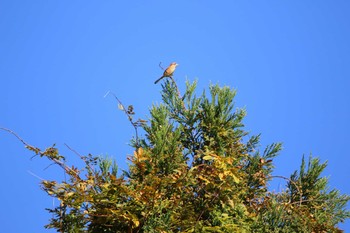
288, 197, 350, 206
157, 124, 173, 154
169, 77, 182, 99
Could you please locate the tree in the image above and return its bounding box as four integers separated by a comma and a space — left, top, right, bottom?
2, 80, 349, 232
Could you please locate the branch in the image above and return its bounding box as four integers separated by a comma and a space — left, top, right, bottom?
289, 196, 350, 206
64, 143, 96, 175
270, 175, 303, 205
104, 91, 141, 147
1, 127, 27, 145
169, 77, 182, 98
159, 62, 164, 70
27, 170, 45, 181
0, 127, 79, 178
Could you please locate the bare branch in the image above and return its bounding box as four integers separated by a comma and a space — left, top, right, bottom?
64, 143, 96, 175
64, 143, 83, 159
27, 170, 45, 181
104, 92, 140, 147
103, 90, 110, 98
0, 127, 80, 178
1, 127, 28, 146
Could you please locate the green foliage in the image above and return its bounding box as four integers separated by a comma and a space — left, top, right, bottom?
18, 80, 349, 232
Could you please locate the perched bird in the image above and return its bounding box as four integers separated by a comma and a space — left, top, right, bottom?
154, 62, 178, 84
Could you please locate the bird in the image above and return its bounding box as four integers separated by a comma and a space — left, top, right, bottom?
154, 62, 178, 84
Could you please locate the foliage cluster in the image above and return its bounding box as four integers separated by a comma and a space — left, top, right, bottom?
5, 80, 349, 232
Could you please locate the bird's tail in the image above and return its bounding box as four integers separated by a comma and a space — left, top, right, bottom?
154, 76, 164, 84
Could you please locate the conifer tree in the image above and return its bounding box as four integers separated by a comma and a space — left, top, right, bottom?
2, 79, 349, 232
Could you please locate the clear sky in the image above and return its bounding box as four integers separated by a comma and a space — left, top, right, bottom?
1, 1, 350, 232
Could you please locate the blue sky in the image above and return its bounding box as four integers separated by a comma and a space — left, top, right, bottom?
1, 1, 350, 232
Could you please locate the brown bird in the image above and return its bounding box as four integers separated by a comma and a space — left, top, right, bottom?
154, 62, 178, 84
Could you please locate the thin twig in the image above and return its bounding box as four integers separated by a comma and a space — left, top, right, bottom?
44, 163, 56, 170
103, 90, 110, 98
1, 127, 27, 145
0, 127, 79, 178
159, 62, 164, 70
64, 143, 83, 159
27, 170, 45, 181
64, 143, 95, 173
270, 175, 303, 205
104, 91, 140, 147
64, 143, 98, 194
